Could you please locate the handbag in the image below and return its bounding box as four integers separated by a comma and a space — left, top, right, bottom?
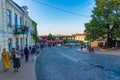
15, 53, 21, 58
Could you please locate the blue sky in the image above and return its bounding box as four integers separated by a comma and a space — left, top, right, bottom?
13, 0, 95, 35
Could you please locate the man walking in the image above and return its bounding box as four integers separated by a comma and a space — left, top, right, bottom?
24, 46, 29, 62
31, 46, 36, 61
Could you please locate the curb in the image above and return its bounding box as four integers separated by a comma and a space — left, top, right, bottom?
35, 50, 44, 80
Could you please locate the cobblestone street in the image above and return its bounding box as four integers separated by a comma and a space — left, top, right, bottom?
36, 47, 120, 80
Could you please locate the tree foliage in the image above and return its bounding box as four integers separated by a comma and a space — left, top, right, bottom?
84, 0, 120, 41
32, 20, 38, 43
47, 33, 54, 40
63, 39, 68, 44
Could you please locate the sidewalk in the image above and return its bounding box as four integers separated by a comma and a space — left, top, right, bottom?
77, 48, 120, 56
95, 49, 120, 56
0, 55, 37, 80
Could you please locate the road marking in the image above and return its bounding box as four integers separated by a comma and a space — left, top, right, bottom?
60, 52, 106, 70
60, 52, 89, 65
60, 52, 78, 63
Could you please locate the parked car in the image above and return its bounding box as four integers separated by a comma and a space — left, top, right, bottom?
56, 44, 61, 47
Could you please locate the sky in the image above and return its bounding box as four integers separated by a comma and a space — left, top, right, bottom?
13, 0, 95, 35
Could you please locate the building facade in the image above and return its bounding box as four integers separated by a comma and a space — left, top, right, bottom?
0, 0, 8, 55
0, 0, 36, 58
71, 34, 86, 42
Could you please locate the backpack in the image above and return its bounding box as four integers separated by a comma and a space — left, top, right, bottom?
24, 47, 29, 53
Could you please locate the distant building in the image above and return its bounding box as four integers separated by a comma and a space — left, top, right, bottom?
39, 33, 87, 42
71, 33, 86, 42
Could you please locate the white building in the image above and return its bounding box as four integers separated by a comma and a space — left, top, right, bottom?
0, 0, 36, 58
0, 0, 8, 55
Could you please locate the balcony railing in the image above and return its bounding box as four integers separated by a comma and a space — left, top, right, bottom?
13, 25, 28, 34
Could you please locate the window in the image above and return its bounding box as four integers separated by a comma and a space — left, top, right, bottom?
20, 37, 23, 47
8, 38, 12, 52
20, 17, 22, 26
7, 9, 12, 26
15, 14, 18, 31
26, 37, 28, 46
16, 38, 19, 48
25, 20, 27, 26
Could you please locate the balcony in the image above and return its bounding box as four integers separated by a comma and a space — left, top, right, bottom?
13, 25, 28, 34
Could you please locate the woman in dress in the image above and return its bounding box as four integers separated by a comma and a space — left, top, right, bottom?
1, 48, 10, 72
11, 48, 21, 72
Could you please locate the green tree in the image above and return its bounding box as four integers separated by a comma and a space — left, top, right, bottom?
32, 20, 38, 43
84, 0, 120, 47
63, 39, 68, 44
47, 33, 54, 40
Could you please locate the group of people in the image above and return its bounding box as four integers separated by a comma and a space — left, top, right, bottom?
1, 45, 37, 72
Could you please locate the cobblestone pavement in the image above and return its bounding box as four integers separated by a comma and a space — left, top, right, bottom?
36, 47, 120, 80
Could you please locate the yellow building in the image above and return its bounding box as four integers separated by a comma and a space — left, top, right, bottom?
72, 33, 87, 42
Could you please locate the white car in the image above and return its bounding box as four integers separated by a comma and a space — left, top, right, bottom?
56, 44, 61, 47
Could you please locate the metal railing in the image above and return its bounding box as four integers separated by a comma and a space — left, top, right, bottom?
13, 25, 28, 34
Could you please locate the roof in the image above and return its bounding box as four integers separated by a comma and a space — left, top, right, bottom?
8, 0, 24, 12
72, 33, 86, 36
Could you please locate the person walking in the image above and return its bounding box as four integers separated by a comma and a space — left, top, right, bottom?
24, 46, 29, 62
29, 45, 32, 54
1, 48, 10, 72
11, 48, 21, 72
31, 46, 36, 61
16, 45, 21, 52
20, 46, 24, 58
40, 43, 44, 51
16, 45, 22, 58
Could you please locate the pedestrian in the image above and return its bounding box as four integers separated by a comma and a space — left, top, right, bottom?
16, 45, 22, 58
40, 43, 44, 51
16, 45, 21, 52
1, 48, 10, 72
29, 45, 32, 54
31, 46, 36, 61
11, 48, 21, 72
20, 46, 24, 58
80, 43, 83, 51
24, 46, 29, 62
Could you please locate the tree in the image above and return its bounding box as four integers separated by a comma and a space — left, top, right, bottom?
63, 39, 68, 44
47, 33, 54, 40
32, 20, 38, 43
84, 0, 120, 47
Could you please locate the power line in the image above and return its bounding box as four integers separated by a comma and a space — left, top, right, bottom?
31, 0, 90, 17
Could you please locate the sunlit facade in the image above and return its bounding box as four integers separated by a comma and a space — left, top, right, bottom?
72, 33, 86, 42
0, 0, 36, 58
